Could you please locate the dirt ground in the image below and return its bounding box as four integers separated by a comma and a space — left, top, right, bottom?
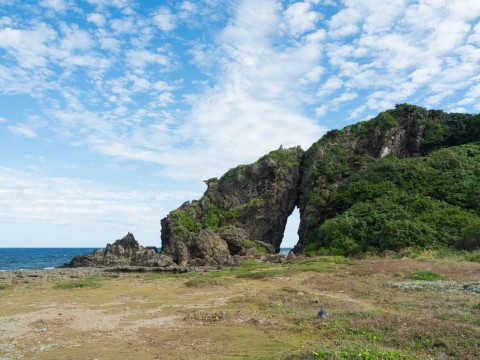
1, 255, 479, 359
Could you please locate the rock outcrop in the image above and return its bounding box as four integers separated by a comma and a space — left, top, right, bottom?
160, 104, 480, 264
161, 146, 304, 266
63, 233, 175, 268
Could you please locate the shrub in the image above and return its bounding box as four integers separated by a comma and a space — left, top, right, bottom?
408, 271, 447, 281
464, 251, 480, 263
171, 210, 201, 233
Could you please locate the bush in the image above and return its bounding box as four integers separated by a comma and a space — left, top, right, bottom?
455, 223, 480, 251
408, 271, 447, 281
464, 251, 480, 263
171, 210, 201, 233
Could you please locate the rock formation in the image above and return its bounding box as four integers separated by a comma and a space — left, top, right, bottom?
295, 105, 426, 252
63, 233, 176, 268
160, 104, 480, 265
161, 146, 303, 266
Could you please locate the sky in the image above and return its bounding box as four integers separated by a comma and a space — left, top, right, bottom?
1, 0, 480, 248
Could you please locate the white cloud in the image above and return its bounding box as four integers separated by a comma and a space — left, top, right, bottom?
98, 36, 121, 51
178, 1, 197, 20
0, 24, 56, 68
316, 0, 480, 120
126, 49, 169, 70
317, 77, 343, 98
153, 7, 177, 32
59, 25, 94, 51
39, 0, 68, 12
109, 18, 134, 33
283, 2, 321, 36
87, 12, 106, 27
0, 116, 6, 123
8, 124, 37, 138
465, 83, 480, 99
315, 105, 328, 117
86, 0, 131, 9
425, 90, 455, 106
332, 91, 357, 105
166, 0, 326, 178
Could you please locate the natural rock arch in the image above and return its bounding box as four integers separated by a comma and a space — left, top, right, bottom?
160, 146, 303, 266
161, 104, 480, 265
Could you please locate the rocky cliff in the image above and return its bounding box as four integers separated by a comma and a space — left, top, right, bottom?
160, 104, 480, 265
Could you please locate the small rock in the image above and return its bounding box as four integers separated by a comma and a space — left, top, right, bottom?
317, 309, 330, 319
36, 328, 46, 333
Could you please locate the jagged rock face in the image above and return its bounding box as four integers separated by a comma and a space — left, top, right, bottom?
160, 146, 304, 265
64, 233, 175, 268
104, 232, 139, 261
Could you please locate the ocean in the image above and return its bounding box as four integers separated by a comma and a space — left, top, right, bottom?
0, 248, 100, 271
0, 247, 293, 271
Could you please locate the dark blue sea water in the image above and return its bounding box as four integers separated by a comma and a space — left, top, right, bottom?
0, 247, 293, 271
0, 248, 100, 271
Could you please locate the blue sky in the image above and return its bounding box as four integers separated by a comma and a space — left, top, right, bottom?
1, 0, 479, 248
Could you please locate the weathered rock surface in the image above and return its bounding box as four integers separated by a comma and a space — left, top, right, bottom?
63, 233, 176, 268
161, 146, 304, 265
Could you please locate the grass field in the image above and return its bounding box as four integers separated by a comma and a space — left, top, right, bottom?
0, 253, 479, 359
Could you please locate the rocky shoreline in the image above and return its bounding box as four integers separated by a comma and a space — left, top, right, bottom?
0, 232, 291, 285
0, 265, 216, 285
0, 267, 116, 284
